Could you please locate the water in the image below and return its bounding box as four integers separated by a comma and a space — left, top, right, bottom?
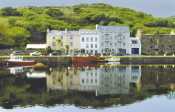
0, 63, 175, 112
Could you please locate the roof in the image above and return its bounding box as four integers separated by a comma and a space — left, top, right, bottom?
26, 44, 48, 49
96, 25, 129, 31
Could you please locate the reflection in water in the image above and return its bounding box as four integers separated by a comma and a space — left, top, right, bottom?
47, 65, 141, 96
0, 64, 175, 111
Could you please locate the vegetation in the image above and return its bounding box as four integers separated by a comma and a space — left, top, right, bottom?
0, 3, 174, 48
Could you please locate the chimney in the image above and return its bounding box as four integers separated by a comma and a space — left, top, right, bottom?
47, 29, 50, 33
65, 28, 68, 33
136, 29, 143, 39
96, 24, 99, 30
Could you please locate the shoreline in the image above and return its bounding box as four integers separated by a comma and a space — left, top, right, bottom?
0, 55, 175, 65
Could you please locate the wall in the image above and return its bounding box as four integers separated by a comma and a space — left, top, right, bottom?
141, 34, 175, 55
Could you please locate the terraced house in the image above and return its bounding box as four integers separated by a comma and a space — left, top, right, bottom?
46, 25, 141, 55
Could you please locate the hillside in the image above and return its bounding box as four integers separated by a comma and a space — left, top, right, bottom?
0, 3, 174, 48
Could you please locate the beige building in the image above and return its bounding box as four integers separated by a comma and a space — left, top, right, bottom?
46, 29, 80, 54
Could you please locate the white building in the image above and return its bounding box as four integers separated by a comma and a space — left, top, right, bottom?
26, 44, 48, 50
79, 29, 100, 55
96, 25, 131, 55
129, 37, 141, 55
46, 25, 141, 55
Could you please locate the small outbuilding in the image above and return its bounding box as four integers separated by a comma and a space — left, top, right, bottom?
26, 44, 48, 50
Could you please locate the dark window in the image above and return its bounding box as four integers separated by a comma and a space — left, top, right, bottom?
118, 48, 126, 54
86, 44, 89, 48
91, 37, 93, 42
131, 48, 139, 54
95, 44, 97, 48
86, 37, 89, 42
82, 37, 84, 42
132, 40, 138, 44
95, 38, 97, 42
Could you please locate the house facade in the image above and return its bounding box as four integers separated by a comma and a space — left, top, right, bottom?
46, 29, 80, 54
97, 25, 131, 55
79, 29, 100, 55
46, 25, 141, 55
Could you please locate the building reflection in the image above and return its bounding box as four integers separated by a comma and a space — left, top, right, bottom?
47, 67, 80, 91
47, 65, 142, 96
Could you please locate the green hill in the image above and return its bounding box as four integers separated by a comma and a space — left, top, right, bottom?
0, 3, 174, 48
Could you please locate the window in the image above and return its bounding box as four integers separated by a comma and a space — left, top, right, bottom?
82, 37, 84, 42
101, 43, 104, 46
95, 79, 97, 83
123, 43, 126, 46
70, 42, 73, 46
91, 73, 93, 76
95, 44, 97, 48
86, 50, 89, 54
82, 79, 84, 83
86, 79, 89, 83
132, 40, 138, 44
86, 37, 89, 42
118, 40, 121, 43
95, 37, 97, 42
95, 50, 98, 54
131, 48, 139, 54
115, 43, 117, 46
86, 72, 89, 76
70, 36, 73, 39
91, 37, 93, 42
91, 44, 93, 48
53, 42, 56, 46
95, 72, 97, 76
86, 44, 89, 48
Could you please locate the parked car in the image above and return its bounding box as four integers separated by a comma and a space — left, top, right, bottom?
12, 50, 25, 55
49, 51, 62, 56
30, 51, 42, 56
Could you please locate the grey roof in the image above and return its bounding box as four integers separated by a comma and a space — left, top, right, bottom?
96, 25, 129, 31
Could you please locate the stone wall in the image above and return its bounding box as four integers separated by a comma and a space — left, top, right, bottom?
141, 34, 175, 55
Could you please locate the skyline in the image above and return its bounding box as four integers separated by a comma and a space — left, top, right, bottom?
0, 0, 175, 17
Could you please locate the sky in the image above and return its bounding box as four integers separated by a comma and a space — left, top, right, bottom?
0, 0, 175, 17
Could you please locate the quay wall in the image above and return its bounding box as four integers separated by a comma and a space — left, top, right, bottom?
120, 56, 175, 64
0, 56, 71, 66
1, 56, 175, 66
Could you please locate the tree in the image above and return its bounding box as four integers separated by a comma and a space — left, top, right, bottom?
0, 18, 14, 48
56, 38, 64, 53
46, 8, 64, 19
0, 18, 9, 38
46, 46, 52, 55
1, 7, 22, 16
6, 27, 31, 47
65, 45, 70, 55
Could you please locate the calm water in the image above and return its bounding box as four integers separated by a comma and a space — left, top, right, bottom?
0, 63, 175, 112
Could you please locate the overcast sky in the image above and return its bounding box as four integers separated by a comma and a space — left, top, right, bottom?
0, 0, 174, 17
